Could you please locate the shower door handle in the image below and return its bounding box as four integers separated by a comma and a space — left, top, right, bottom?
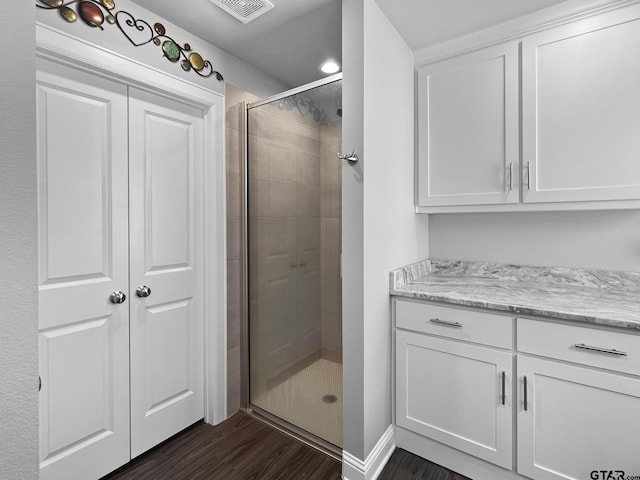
337, 150, 359, 165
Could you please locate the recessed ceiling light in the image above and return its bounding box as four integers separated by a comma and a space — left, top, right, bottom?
320, 61, 340, 74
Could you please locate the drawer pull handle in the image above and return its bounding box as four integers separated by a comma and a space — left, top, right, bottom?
574, 343, 627, 357
429, 318, 462, 328
523, 376, 528, 412
501, 371, 506, 406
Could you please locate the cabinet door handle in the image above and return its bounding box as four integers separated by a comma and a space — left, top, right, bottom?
574, 343, 627, 356
525, 161, 531, 190
429, 318, 462, 328
501, 371, 506, 406
508, 162, 513, 191
523, 376, 528, 412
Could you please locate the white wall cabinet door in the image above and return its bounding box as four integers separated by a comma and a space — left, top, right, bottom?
37, 59, 130, 480
128, 88, 205, 458
417, 42, 519, 207
396, 330, 513, 469
517, 355, 640, 480
522, 5, 640, 203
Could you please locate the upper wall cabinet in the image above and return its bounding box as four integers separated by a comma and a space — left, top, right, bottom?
522, 6, 640, 204
417, 42, 519, 207
416, 3, 640, 213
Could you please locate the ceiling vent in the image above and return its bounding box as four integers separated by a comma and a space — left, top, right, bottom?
210, 0, 275, 24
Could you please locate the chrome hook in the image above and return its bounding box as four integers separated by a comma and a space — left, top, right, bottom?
337, 150, 359, 165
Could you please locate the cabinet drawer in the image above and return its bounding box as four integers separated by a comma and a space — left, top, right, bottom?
395, 300, 513, 349
518, 318, 640, 376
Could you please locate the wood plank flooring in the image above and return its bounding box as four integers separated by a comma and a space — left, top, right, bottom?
379, 448, 470, 480
104, 411, 469, 480
104, 412, 341, 480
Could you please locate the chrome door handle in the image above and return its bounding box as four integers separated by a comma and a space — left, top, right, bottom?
136, 285, 152, 298
110, 291, 126, 304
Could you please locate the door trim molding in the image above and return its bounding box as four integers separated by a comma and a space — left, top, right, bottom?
36, 21, 228, 426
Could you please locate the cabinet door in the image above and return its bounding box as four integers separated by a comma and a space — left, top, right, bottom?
396, 330, 513, 469
417, 42, 519, 207
518, 356, 640, 480
37, 59, 130, 479
522, 5, 640, 203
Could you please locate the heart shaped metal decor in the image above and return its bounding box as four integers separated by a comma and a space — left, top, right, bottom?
115, 10, 155, 47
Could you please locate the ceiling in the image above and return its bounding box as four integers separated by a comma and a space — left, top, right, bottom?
376, 0, 569, 51
132, 0, 569, 90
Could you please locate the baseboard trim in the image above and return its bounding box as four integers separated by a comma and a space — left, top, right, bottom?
342, 425, 395, 480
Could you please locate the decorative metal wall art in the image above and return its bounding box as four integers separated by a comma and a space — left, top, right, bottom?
36, 0, 224, 81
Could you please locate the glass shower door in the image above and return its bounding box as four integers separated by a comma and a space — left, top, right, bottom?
247, 78, 342, 448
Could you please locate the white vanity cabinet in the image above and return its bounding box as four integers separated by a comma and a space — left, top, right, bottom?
416, 3, 640, 212
395, 300, 514, 469
521, 5, 640, 204
416, 42, 519, 208
517, 319, 640, 480
394, 298, 640, 480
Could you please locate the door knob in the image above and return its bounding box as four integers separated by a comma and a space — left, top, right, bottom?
136, 285, 151, 298
110, 291, 126, 304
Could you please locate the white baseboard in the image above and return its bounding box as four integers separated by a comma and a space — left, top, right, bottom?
342, 425, 395, 480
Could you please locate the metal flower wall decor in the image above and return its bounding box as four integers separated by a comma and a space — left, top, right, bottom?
36, 0, 224, 81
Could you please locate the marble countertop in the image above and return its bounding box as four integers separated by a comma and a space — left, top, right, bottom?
390, 259, 640, 331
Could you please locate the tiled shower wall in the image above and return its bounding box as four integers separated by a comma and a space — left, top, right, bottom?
226, 84, 260, 414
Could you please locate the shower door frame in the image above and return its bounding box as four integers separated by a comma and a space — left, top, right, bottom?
240, 73, 343, 459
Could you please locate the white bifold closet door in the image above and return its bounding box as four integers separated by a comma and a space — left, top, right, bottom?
37, 58, 205, 480
37, 59, 131, 480
128, 87, 204, 459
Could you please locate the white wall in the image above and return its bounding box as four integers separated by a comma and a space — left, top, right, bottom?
430, 210, 640, 271
362, 0, 429, 456
342, 0, 429, 469
342, 0, 366, 462
36, 0, 287, 98
0, 2, 39, 479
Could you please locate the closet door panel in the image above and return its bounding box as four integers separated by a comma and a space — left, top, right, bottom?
37, 58, 130, 480
128, 88, 205, 457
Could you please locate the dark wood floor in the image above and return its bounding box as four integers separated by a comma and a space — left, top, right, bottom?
379, 448, 470, 480
104, 411, 469, 480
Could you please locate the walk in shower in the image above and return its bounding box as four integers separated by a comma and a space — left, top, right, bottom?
243, 75, 343, 452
